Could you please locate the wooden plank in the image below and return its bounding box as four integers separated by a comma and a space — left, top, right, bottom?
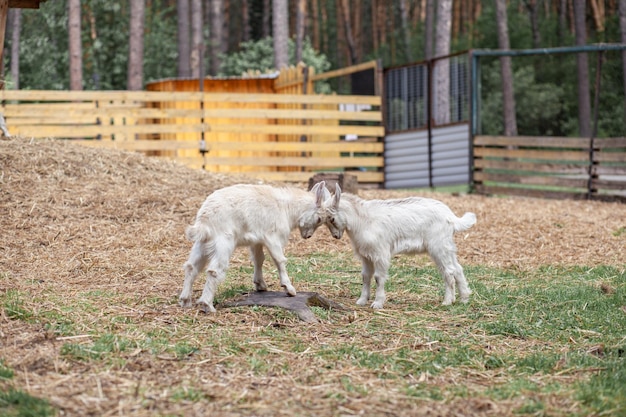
474, 135, 591, 148
274, 61, 379, 89
1, 102, 98, 110
474, 147, 589, 161
9, 0, 47, 8
0, 90, 382, 106
206, 123, 384, 137
594, 152, 626, 163
0, 1, 7, 72
8, 117, 103, 125
11, 122, 384, 138
177, 169, 385, 183
189, 156, 384, 167
591, 178, 626, 190
592, 165, 626, 175
474, 184, 586, 200
4, 106, 382, 122
73, 139, 384, 153
474, 158, 588, 174
202, 108, 382, 121
310, 60, 378, 82
474, 171, 589, 188
593, 137, 626, 148
11, 123, 207, 138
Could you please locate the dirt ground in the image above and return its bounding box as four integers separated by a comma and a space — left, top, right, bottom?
1, 137, 624, 416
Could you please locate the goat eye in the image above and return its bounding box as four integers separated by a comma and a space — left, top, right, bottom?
316, 217, 321, 225
329, 217, 335, 224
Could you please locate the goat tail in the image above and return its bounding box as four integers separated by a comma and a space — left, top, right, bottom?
185, 223, 211, 242
453, 212, 477, 233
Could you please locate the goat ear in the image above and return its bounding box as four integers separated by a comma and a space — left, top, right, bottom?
314, 181, 326, 206
333, 184, 341, 207
310, 181, 321, 194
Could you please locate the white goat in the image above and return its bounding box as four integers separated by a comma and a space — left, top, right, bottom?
179, 182, 329, 313
317, 186, 476, 309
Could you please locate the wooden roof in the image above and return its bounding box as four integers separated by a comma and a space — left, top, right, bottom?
9, 0, 47, 8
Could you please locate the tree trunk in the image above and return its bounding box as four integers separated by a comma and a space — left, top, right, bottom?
311, 0, 319, 50
338, 0, 357, 65
573, 0, 591, 137
241, 0, 250, 43
496, 0, 518, 136
177, 0, 191, 78
524, 0, 541, 48
190, 0, 203, 78
434, 0, 452, 125
619, 0, 626, 124
371, 0, 379, 52
424, 0, 434, 59
10, 9, 20, 90
263, 0, 271, 39
353, 0, 362, 63
399, 0, 413, 62
68, 0, 83, 91
589, 0, 605, 33
210, 0, 223, 76
127, 0, 145, 91
295, 0, 306, 64
273, 0, 289, 70
558, 0, 567, 43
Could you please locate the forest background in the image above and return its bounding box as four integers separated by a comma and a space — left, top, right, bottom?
1, 0, 625, 137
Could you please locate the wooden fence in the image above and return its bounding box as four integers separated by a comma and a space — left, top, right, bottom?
473, 135, 626, 201
0, 89, 384, 184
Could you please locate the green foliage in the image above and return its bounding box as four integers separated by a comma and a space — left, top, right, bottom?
12, 0, 177, 90
218, 37, 332, 93
13, 1, 68, 90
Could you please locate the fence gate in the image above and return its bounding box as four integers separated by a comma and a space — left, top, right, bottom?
384, 53, 471, 189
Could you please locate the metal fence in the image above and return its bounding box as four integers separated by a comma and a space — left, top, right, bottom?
384, 52, 471, 189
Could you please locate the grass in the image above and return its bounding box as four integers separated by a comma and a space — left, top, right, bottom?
0, 360, 54, 417
1, 255, 625, 416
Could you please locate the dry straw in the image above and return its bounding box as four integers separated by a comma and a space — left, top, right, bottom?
1, 136, 624, 416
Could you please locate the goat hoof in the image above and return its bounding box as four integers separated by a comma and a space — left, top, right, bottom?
283, 285, 297, 297
197, 301, 216, 313
370, 301, 384, 309
255, 283, 268, 292
179, 298, 193, 308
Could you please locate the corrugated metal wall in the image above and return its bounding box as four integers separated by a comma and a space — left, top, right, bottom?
384, 123, 470, 189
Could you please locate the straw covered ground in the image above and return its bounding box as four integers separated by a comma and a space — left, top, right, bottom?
1, 137, 625, 416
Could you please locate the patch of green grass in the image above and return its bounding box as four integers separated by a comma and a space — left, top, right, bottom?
215, 284, 251, 304
613, 226, 626, 237
0, 360, 14, 380
61, 333, 133, 361
472, 266, 625, 343
0, 388, 55, 417
2, 290, 33, 322
515, 398, 545, 415
577, 359, 626, 414
170, 386, 214, 403
172, 341, 199, 360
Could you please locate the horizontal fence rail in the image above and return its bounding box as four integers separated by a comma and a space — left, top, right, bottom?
473, 135, 626, 201
1, 90, 384, 184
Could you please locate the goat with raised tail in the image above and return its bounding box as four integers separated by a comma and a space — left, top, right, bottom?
179, 182, 330, 313
318, 186, 476, 309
